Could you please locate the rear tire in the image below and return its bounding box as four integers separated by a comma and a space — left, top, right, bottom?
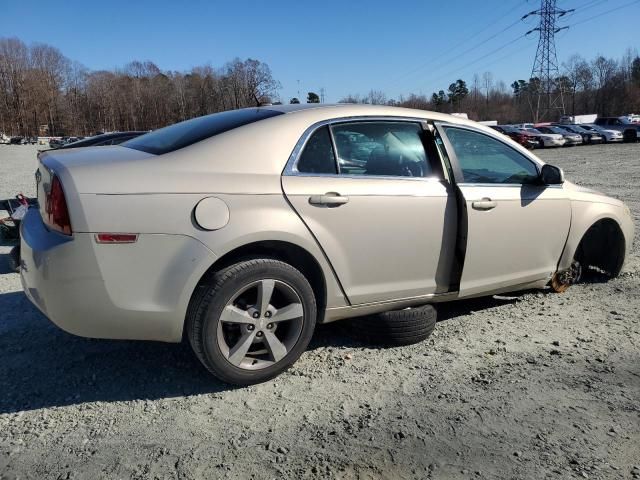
186, 259, 317, 385
360, 304, 437, 346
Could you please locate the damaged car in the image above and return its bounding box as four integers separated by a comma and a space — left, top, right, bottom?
20, 104, 634, 385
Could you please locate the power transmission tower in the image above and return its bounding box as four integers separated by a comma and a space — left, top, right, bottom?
523, 0, 573, 122
320, 88, 325, 103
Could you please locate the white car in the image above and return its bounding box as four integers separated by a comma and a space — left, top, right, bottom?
522, 128, 566, 148
581, 124, 623, 143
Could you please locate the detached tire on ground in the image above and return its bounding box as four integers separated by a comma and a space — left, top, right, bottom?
361, 304, 437, 346
186, 259, 317, 386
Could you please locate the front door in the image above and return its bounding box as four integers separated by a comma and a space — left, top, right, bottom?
282, 120, 457, 305
436, 124, 571, 297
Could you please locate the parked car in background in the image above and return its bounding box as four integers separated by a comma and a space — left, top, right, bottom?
49, 138, 66, 148
554, 124, 604, 145
580, 124, 623, 143
536, 126, 582, 146
489, 125, 538, 149
55, 131, 147, 149
20, 104, 634, 385
594, 117, 640, 142
559, 114, 597, 125
521, 128, 565, 148
9, 136, 24, 145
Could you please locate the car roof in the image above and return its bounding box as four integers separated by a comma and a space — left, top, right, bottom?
262, 103, 481, 127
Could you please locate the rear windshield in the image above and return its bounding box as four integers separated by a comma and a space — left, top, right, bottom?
122, 108, 283, 155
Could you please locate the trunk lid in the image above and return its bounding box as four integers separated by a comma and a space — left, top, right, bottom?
37, 146, 156, 195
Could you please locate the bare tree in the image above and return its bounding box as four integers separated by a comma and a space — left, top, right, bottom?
1, 35, 639, 135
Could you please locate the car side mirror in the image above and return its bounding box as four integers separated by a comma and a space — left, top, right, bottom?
540, 164, 564, 185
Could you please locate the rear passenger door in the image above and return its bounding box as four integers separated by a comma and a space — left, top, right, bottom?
282, 119, 457, 305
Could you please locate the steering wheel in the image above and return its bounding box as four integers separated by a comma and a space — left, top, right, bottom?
399, 156, 424, 177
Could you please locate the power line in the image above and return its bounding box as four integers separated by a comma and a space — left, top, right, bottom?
420, 33, 530, 91
382, 0, 529, 92
561, 0, 608, 18
427, 36, 539, 98
564, 0, 640, 28
382, 0, 637, 101
424, 0, 637, 104
386, 18, 524, 91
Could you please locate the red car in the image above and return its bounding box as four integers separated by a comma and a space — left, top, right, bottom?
490, 125, 539, 149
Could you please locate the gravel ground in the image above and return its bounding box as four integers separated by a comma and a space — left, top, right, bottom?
0, 144, 639, 480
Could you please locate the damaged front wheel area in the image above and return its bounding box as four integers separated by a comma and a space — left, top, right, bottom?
550, 261, 582, 293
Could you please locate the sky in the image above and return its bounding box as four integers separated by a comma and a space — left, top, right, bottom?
3, 0, 639, 102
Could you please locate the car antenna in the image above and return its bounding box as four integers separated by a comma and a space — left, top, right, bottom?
253, 93, 272, 107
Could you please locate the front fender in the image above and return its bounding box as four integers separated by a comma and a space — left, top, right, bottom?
558, 199, 634, 272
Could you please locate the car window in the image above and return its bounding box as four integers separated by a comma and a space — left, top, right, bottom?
331, 122, 432, 177
296, 126, 337, 174
442, 127, 539, 185
123, 108, 283, 155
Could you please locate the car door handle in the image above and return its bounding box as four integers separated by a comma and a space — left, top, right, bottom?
308, 193, 349, 207
472, 198, 497, 211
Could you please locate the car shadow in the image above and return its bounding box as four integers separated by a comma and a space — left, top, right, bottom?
0, 253, 13, 274
0, 287, 561, 414
0, 291, 241, 414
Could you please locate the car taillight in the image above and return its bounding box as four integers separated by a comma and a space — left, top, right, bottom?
45, 175, 72, 235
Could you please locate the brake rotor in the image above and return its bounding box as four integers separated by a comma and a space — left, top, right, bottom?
550, 261, 582, 293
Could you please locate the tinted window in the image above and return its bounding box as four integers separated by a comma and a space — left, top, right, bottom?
443, 127, 539, 184
296, 126, 337, 174
331, 122, 431, 177
123, 108, 283, 155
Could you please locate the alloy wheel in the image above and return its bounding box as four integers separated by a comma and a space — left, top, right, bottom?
216, 279, 304, 370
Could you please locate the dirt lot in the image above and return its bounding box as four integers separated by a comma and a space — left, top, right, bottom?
0, 143, 638, 479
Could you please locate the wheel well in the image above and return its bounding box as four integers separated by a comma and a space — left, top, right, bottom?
575, 218, 625, 277
195, 240, 327, 316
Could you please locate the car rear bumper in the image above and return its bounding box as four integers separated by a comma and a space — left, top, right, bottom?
20, 208, 217, 342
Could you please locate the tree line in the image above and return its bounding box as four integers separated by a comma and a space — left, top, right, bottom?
0, 37, 280, 136
340, 49, 640, 124
1, 36, 639, 136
